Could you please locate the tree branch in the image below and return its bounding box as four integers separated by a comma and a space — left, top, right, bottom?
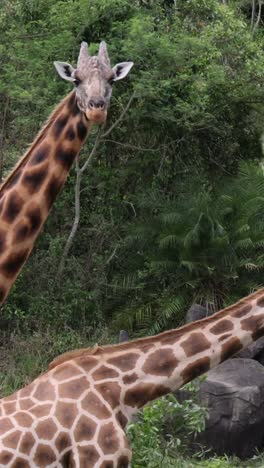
253, 0, 263, 32
56, 157, 82, 280
101, 139, 159, 152
123, 200, 137, 217
102, 92, 136, 138
56, 93, 135, 280
251, 0, 256, 30
0, 95, 10, 182
80, 126, 104, 174
105, 245, 119, 265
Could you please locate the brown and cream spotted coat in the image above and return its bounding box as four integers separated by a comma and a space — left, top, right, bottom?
1, 288, 264, 467
0, 41, 133, 305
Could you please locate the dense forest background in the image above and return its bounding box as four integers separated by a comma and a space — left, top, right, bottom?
1, 0, 264, 338
1, 0, 264, 465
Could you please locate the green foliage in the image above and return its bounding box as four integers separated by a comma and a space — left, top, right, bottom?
0, 327, 111, 398
128, 383, 208, 467
1, 1, 264, 464
109, 162, 264, 334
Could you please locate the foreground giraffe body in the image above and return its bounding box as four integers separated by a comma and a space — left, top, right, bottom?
0, 42, 133, 305
1, 289, 264, 467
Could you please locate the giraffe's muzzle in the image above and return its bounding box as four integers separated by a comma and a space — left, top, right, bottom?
85, 108, 107, 123
85, 97, 107, 123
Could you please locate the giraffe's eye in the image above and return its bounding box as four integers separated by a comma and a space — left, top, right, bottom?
108, 77, 114, 86
74, 78, 81, 87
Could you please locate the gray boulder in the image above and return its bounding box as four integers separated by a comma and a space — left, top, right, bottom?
185, 304, 210, 323
236, 336, 264, 366
197, 358, 264, 458
119, 330, 129, 343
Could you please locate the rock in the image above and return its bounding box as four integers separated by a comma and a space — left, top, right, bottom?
236, 336, 264, 365
119, 330, 129, 343
185, 304, 210, 323
197, 359, 264, 458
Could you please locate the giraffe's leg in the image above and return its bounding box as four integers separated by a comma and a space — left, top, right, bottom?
113, 432, 132, 468
69, 445, 132, 468
68, 445, 102, 468
114, 453, 131, 468
69, 425, 132, 468
59, 448, 75, 467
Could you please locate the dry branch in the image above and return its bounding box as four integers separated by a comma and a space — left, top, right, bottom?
56, 94, 136, 280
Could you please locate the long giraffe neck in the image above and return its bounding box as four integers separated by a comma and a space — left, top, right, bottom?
49, 287, 264, 422
120, 288, 264, 416
0, 91, 91, 304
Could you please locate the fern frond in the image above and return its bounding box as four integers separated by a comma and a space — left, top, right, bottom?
234, 237, 253, 249
160, 211, 182, 226
159, 234, 180, 249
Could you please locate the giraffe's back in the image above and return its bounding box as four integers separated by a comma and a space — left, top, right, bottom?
0, 364, 131, 467
0, 376, 64, 466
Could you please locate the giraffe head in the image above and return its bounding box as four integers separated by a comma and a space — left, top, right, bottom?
54, 41, 133, 124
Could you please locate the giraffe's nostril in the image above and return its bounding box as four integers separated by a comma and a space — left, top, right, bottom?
96, 98, 105, 109
88, 98, 106, 110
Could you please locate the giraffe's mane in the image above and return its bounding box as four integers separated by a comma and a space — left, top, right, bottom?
0, 90, 76, 193
48, 287, 264, 370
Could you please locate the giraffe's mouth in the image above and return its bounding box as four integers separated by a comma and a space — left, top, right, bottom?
85, 109, 107, 124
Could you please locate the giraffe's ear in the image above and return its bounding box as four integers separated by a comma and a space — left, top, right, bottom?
112, 62, 134, 81
54, 61, 76, 82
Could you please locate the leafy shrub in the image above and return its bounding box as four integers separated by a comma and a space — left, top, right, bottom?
128, 382, 208, 467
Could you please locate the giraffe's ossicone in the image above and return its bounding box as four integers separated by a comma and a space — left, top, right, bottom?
1, 288, 264, 466
0, 41, 133, 305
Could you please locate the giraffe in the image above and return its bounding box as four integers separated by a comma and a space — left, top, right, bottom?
1, 287, 264, 467
0, 41, 133, 305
